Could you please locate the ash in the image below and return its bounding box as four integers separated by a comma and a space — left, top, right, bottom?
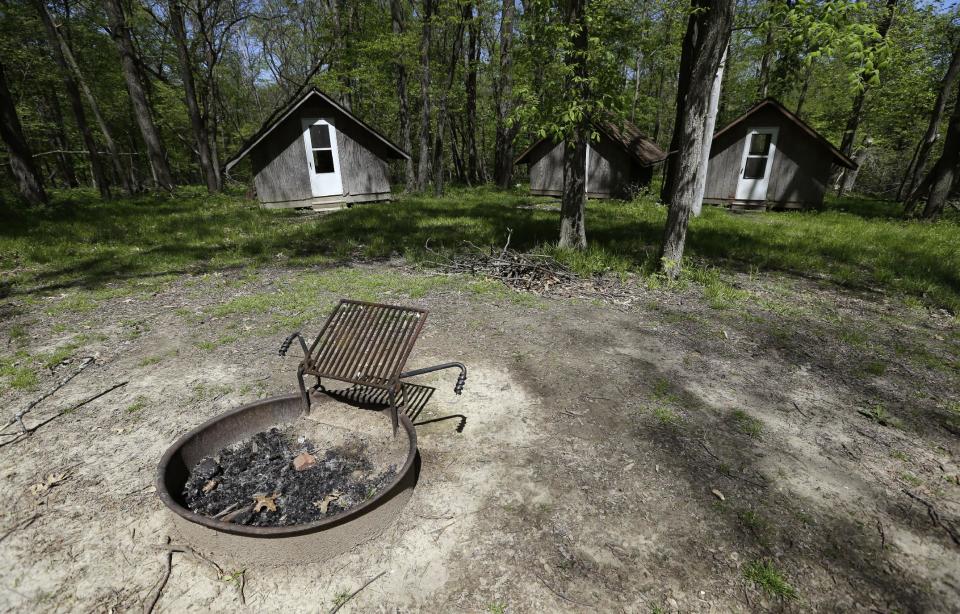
183, 427, 397, 527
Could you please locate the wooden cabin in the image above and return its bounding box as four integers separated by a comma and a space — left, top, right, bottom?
703, 98, 856, 210
224, 88, 410, 210
514, 117, 667, 200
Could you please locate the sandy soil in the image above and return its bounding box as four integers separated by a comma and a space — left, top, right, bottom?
1, 263, 958, 613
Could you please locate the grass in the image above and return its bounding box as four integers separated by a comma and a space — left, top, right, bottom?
731, 409, 763, 438
1, 186, 958, 313
744, 560, 798, 600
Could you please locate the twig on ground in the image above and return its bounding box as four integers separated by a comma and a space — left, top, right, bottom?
791, 401, 809, 418
144, 537, 174, 614
876, 518, 886, 550
154, 543, 224, 578
903, 489, 960, 546
2, 356, 95, 434
0, 381, 127, 450
0, 514, 40, 544
328, 570, 387, 614
534, 573, 594, 609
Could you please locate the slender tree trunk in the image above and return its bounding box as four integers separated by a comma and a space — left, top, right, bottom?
493, 0, 516, 188
659, 0, 735, 278
416, 0, 434, 191
464, 1, 480, 184
919, 84, 960, 219
558, 0, 588, 250
832, 0, 897, 192
795, 61, 813, 117
434, 9, 466, 196
104, 0, 175, 190
692, 45, 726, 215
169, 0, 217, 193
756, 1, 775, 98
46, 95, 78, 187
391, 0, 415, 190
901, 37, 960, 203
0, 61, 48, 205
44, 2, 131, 194
34, 0, 110, 198
839, 137, 872, 196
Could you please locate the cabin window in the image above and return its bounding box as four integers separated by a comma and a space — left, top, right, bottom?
743, 157, 767, 179
308, 124, 336, 174
748, 133, 771, 156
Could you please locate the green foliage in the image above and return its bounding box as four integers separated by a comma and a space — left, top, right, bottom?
744, 560, 798, 600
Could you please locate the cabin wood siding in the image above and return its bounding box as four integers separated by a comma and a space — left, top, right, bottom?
527, 134, 650, 199
250, 113, 312, 205
248, 98, 392, 207
704, 106, 832, 208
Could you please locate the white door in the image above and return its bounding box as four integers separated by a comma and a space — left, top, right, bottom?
735, 127, 778, 201
301, 118, 343, 197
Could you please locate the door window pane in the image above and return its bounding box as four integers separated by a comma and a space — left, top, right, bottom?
743, 157, 767, 179
748, 133, 771, 155
310, 124, 331, 149
313, 150, 335, 173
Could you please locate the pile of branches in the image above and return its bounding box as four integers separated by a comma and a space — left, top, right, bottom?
424, 231, 640, 307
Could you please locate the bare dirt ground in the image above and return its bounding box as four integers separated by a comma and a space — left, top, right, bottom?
1, 262, 958, 613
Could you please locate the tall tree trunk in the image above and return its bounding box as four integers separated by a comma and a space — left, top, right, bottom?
795, 61, 813, 117
659, 0, 735, 278
104, 0, 175, 190
493, 0, 516, 188
756, 1, 776, 98
34, 0, 110, 198
919, 83, 960, 219
464, 1, 480, 184
169, 0, 218, 193
46, 95, 78, 187
901, 36, 960, 204
434, 9, 466, 196
0, 61, 48, 205
391, 0, 415, 190
839, 137, 872, 196
416, 0, 434, 191
558, 0, 588, 250
691, 45, 727, 215
43, 0, 131, 194
832, 0, 897, 192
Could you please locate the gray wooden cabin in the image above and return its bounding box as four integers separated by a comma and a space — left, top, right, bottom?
515, 117, 667, 200
703, 98, 856, 210
224, 88, 410, 209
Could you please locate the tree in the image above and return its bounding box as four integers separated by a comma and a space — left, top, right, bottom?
33, 0, 110, 199
416, 0, 435, 191
493, 0, 517, 188
557, 0, 588, 250
901, 33, 960, 207
0, 60, 48, 205
104, 0, 175, 190
391, 0, 415, 190
910, 78, 960, 219
168, 0, 218, 193
659, 0, 735, 279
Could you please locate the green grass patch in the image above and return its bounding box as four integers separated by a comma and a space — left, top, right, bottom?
1, 187, 958, 314
126, 397, 147, 414
744, 560, 798, 600
732, 409, 763, 438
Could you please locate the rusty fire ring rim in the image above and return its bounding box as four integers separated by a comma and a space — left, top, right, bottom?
155, 393, 418, 538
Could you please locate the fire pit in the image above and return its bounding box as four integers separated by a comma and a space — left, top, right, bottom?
156, 300, 466, 566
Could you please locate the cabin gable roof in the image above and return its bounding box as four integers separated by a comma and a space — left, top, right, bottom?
713, 98, 856, 170
225, 87, 410, 172
515, 116, 668, 168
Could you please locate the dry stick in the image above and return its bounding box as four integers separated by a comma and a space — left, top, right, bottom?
903, 489, 960, 546
328, 570, 387, 614
0, 514, 40, 544
534, 573, 594, 609
2, 356, 95, 433
0, 381, 127, 450
144, 538, 174, 614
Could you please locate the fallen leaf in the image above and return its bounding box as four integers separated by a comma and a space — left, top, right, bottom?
202, 480, 218, 493
711, 489, 726, 502
252, 493, 278, 513
292, 452, 317, 472
313, 490, 342, 514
